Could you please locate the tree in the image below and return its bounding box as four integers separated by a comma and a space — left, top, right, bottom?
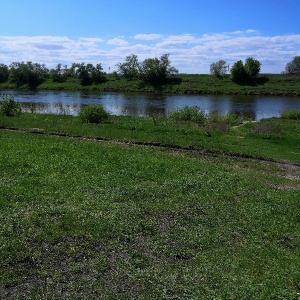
9, 61, 49, 87
74, 63, 104, 85
0, 64, 9, 83
210, 60, 227, 77
117, 54, 139, 79
230, 60, 248, 83
138, 54, 178, 85
244, 57, 261, 78
91, 63, 104, 84
285, 56, 300, 74
50, 63, 64, 82
231, 57, 261, 83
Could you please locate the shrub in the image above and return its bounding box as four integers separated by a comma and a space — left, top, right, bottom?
223, 112, 243, 126
280, 110, 300, 120
0, 94, 21, 117
207, 111, 222, 123
169, 106, 206, 124
78, 104, 109, 124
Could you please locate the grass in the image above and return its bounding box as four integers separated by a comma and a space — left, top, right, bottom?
0, 113, 300, 298
1, 112, 300, 163
1, 73, 299, 96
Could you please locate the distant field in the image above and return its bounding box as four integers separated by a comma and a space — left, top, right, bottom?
1, 74, 299, 96
0, 113, 300, 299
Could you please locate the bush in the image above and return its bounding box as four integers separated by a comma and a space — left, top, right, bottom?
78, 104, 109, 124
223, 112, 243, 126
280, 110, 300, 120
0, 94, 21, 117
169, 106, 206, 124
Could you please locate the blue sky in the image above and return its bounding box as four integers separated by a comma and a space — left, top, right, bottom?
1, 0, 299, 73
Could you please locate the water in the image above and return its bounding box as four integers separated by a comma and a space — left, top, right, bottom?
3, 90, 300, 120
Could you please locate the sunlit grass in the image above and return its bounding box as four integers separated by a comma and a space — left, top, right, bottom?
0, 129, 299, 298
1, 112, 300, 163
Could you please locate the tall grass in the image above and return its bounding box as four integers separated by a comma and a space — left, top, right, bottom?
281, 110, 300, 120
168, 106, 206, 124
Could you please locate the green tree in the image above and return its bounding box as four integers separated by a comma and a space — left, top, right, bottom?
117, 54, 139, 79
0, 64, 9, 83
285, 56, 300, 74
230, 60, 248, 83
50, 63, 64, 82
9, 61, 49, 87
91, 63, 104, 84
138, 54, 178, 85
231, 57, 261, 83
74, 63, 104, 85
210, 60, 227, 77
244, 57, 261, 78
65, 63, 77, 78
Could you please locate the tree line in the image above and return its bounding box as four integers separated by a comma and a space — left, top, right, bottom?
0, 55, 299, 88
0, 62, 105, 88
210, 56, 300, 83
0, 54, 178, 88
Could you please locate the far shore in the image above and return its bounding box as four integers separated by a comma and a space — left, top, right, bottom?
1, 74, 299, 96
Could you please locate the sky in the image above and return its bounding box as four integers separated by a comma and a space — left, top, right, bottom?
0, 0, 299, 74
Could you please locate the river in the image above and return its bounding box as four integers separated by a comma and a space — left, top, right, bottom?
3, 90, 300, 120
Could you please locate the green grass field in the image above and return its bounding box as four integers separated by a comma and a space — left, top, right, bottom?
1, 113, 300, 299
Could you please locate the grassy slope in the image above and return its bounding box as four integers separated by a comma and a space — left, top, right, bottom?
1, 74, 299, 95
0, 115, 300, 299
1, 113, 300, 163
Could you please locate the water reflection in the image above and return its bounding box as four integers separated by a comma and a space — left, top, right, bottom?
5, 90, 300, 120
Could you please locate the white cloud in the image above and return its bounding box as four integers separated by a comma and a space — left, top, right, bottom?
78, 37, 105, 47
133, 34, 163, 40
107, 37, 129, 46
155, 34, 198, 47
0, 31, 299, 73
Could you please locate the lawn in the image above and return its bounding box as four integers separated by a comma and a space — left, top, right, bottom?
1, 113, 300, 298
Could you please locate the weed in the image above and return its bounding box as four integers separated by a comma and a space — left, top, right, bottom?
169, 106, 206, 124
0, 94, 21, 117
281, 110, 300, 120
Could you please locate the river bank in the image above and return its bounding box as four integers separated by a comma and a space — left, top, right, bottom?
1, 74, 299, 96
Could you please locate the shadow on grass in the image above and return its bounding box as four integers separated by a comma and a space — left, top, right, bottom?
137, 77, 183, 91
235, 76, 269, 86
